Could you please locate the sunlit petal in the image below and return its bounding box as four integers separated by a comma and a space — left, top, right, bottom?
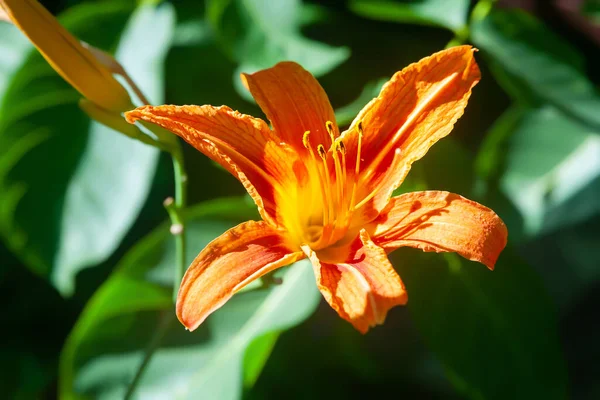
126, 105, 299, 225
342, 45, 481, 217
370, 191, 507, 269
177, 220, 304, 331
304, 230, 407, 333
241, 62, 337, 153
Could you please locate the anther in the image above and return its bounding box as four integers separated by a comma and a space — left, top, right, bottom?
317, 144, 327, 159
326, 121, 335, 134
357, 120, 364, 136
302, 130, 311, 149
337, 140, 346, 155
326, 120, 336, 147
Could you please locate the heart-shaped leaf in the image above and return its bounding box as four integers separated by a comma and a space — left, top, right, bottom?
471, 7, 600, 129
0, 2, 175, 295
349, 0, 470, 32
59, 197, 321, 399
392, 249, 568, 400
500, 106, 600, 236
207, 0, 350, 100
395, 133, 568, 399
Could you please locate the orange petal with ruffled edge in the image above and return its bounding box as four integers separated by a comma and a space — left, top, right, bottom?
369, 191, 507, 270
125, 105, 298, 225
241, 61, 337, 153
303, 230, 407, 333
342, 46, 481, 220
177, 220, 304, 331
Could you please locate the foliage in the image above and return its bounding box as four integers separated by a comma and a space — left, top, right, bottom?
1, 0, 598, 399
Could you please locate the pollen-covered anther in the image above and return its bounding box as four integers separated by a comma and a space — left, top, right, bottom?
336, 140, 346, 155
357, 120, 364, 136
302, 130, 311, 149
317, 144, 327, 160
346, 120, 365, 215
326, 120, 335, 136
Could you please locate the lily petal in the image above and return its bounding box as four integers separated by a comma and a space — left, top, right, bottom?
304, 230, 407, 333
126, 105, 299, 225
177, 220, 304, 331
370, 191, 508, 270
241, 62, 337, 153
0, 0, 132, 112
343, 45, 480, 216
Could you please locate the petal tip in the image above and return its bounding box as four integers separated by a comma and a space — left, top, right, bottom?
123, 110, 140, 124
176, 295, 203, 332
124, 105, 153, 124
239, 72, 250, 91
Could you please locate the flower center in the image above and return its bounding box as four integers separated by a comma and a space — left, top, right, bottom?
282, 121, 367, 250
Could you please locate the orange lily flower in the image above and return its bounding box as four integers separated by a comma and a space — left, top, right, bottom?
125, 45, 508, 333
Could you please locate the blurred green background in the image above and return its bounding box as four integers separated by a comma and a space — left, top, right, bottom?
1, 0, 599, 398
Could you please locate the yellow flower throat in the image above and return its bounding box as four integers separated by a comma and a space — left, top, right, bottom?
281, 121, 368, 251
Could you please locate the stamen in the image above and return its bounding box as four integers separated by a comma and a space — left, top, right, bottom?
317, 144, 326, 159
356, 121, 364, 176
317, 144, 333, 233
302, 130, 311, 149
348, 121, 364, 212
336, 139, 347, 220
331, 139, 345, 226
301, 130, 327, 239
326, 120, 336, 145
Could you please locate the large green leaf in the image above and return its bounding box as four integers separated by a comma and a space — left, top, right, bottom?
474, 105, 527, 184
0, 2, 175, 295
207, 0, 350, 100
60, 197, 321, 399
0, 241, 73, 399
0, 23, 30, 96
471, 7, 600, 129
349, 0, 470, 32
391, 249, 568, 400
499, 106, 600, 236
582, 0, 600, 20
396, 135, 567, 399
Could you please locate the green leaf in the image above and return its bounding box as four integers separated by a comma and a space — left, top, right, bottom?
60, 197, 321, 399
0, 2, 175, 295
0, 242, 73, 399
471, 7, 600, 129
207, 0, 350, 100
0, 24, 30, 96
500, 106, 600, 236
391, 249, 568, 400
522, 214, 600, 314
349, 0, 470, 32
582, 0, 600, 20
474, 105, 527, 183
398, 137, 476, 197
393, 128, 568, 398
242, 331, 280, 389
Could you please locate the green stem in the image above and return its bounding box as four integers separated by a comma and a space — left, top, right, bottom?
123, 312, 174, 400
166, 148, 188, 302
121, 136, 187, 399
83, 59, 189, 399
